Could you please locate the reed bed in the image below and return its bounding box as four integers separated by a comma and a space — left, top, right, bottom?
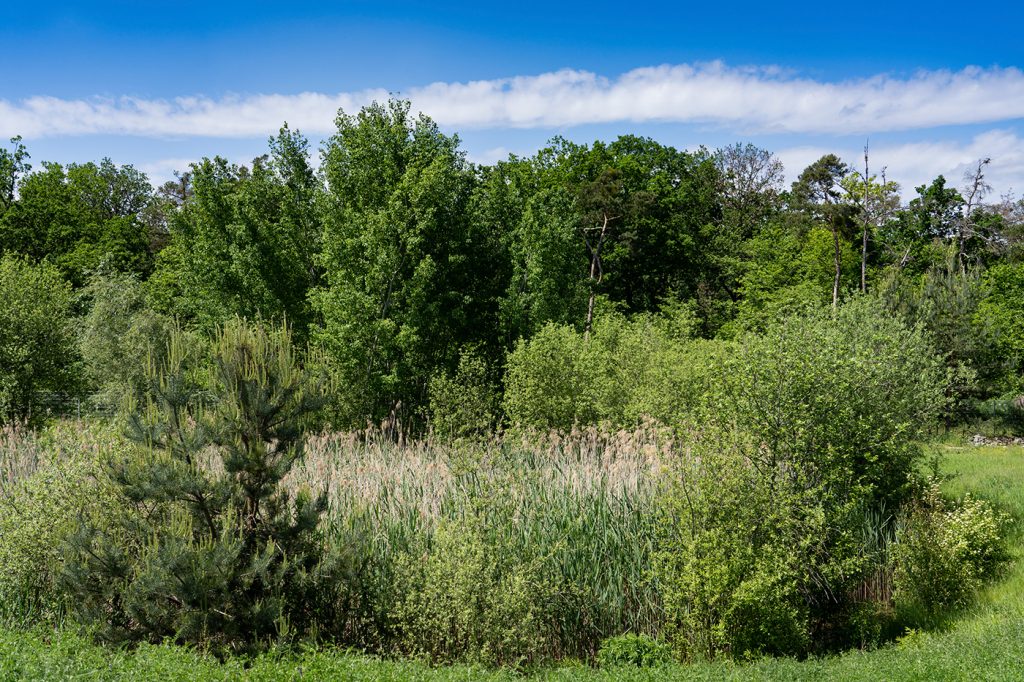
0, 424, 44, 498
2, 421, 676, 660
1, 421, 121, 498
1, 420, 130, 490
287, 426, 675, 658
290, 426, 672, 517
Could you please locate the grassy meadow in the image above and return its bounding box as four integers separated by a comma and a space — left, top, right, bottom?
0, 430, 1021, 681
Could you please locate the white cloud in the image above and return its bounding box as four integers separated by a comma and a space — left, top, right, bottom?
464, 146, 520, 165
137, 158, 198, 184
3, 62, 1024, 139
0, 90, 388, 139
776, 129, 1024, 199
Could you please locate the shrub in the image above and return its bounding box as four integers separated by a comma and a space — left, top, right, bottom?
61, 320, 334, 653
0, 256, 80, 426
656, 300, 948, 659
388, 520, 551, 667
707, 297, 948, 506
978, 262, 1024, 382
503, 322, 596, 430
654, 430, 820, 659
502, 307, 717, 431
427, 348, 499, 439
0, 422, 128, 623
597, 633, 673, 668
79, 265, 172, 412
892, 484, 1009, 623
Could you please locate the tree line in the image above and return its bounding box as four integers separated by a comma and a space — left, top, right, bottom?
1, 99, 1021, 431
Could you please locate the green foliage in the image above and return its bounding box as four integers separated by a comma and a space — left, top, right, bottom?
0, 136, 30, 216
428, 348, 500, 439
0, 417, 1019, 671
503, 322, 594, 429
0, 422, 127, 623
491, 136, 723, 339
655, 299, 948, 660
654, 430, 817, 659
79, 265, 173, 412
877, 257, 1003, 418
5, 110, 1024, 672
596, 633, 673, 668
61, 320, 333, 653
714, 143, 784, 243
503, 306, 715, 430
583, 137, 722, 317
308, 429, 662, 663
503, 184, 590, 335
155, 127, 321, 332
727, 224, 859, 334
314, 99, 492, 426
0, 159, 154, 286
892, 484, 1009, 623
711, 297, 947, 506
0, 256, 80, 425
6, 611, 1024, 681
388, 520, 550, 667
978, 262, 1024, 385
974, 393, 1024, 435
3, 436, 1024, 680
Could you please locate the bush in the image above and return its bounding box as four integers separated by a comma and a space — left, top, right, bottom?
388, 520, 551, 667
79, 265, 172, 412
877, 260, 1003, 420
656, 299, 948, 659
978, 262, 1024, 382
0, 422, 128, 623
655, 430, 819, 659
0, 256, 80, 426
707, 297, 948, 506
427, 348, 499, 439
597, 633, 673, 668
503, 307, 718, 431
503, 322, 596, 430
892, 484, 1009, 623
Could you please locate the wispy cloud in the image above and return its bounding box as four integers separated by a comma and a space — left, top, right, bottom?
3, 62, 1024, 138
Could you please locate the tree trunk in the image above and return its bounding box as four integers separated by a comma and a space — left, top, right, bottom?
861, 143, 870, 294
832, 222, 841, 309
959, 158, 991, 274
584, 214, 610, 339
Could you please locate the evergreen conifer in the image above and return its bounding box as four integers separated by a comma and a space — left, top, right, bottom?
62, 320, 331, 653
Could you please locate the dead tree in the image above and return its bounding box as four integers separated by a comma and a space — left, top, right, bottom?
861, 142, 870, 293
583, 211, 616, 339
958, 158, 992, 272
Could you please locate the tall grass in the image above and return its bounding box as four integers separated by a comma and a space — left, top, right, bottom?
1, 420, 123, 492
3, 422, 1017, 673
288, 427, 673, 659
0, 424, 42, 498
4, 442, 1022, 680
0, 423, 674, 660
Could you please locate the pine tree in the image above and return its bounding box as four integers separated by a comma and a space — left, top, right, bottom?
62, 320, 332, 653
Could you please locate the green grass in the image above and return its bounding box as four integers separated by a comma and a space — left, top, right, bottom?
2, 444, 1023, 681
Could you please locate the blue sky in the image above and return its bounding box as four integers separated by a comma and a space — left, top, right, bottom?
3, 1, 1024, 197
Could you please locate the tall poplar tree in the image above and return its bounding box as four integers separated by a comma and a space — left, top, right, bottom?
314, 100, 485, 426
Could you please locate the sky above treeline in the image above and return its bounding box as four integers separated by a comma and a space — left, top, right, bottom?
3, 0, 1023, 199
